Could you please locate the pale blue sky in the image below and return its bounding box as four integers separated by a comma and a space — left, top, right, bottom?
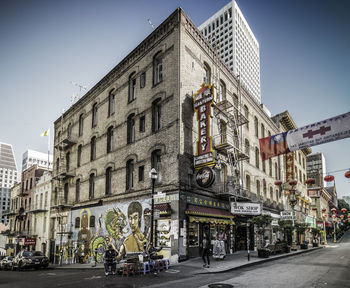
0, 0, 349, 197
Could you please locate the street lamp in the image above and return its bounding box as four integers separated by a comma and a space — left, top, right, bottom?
149, 168, 158, 249
287, 180, 298, 251
321, 208, 328, 245
331, 207, 337, 243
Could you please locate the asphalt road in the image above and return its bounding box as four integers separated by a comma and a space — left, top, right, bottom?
1, 231, 350, 288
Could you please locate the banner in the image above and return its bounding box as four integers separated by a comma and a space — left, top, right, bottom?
260, 111, 350, 161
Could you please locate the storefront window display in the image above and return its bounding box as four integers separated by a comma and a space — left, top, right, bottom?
188, 222, 199, 247
157, 219, 171, 247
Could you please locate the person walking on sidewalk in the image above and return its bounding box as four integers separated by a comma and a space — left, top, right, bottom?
202, 234, 210, 268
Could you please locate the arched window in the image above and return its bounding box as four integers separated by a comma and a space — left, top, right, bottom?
220, 120, 227, 144
269, 159, 272, 176
107, 126, 114, 153
153, 52, 163, 85
256, 180, 261, 198
66, 152, 70, 171
126, 159, 134, 190
262, 157, 266, 173
275, 163, 278, 179
108, 89, 115, 116
263, 182, 267, 200
152, 98, 162, 132
79, 114, 84, 136
75, 179, 80, 203
244, 139, 250, 158
89, 216, 95, 228
127, 114, 135, 144
254, 116, 258, 138
90, 136, 96, 161
218, 80, 226, 102
64, 182, 69, 203
77, 145, 82, 167
89, 173, 95, 199
261, 123, 265, 138
203, 63, 211, 84
151, 149, 162, 183
92, 103, 98, 128
221, 164, 227, 193
67, 123, 72, 138
246, 174, 251, 192
105, 167, 112, 195
75, 217, 80, 228
244, 105, 249, 130
255, 147, 259, 168
276, 189, 279, 202
56, 158, 60, 174
128, 72, 136, 102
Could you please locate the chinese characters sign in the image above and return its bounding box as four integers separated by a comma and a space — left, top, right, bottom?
186, 196, 229, 210
194, 84, 215, 169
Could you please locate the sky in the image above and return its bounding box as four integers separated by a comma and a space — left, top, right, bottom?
0, 0, 349, 197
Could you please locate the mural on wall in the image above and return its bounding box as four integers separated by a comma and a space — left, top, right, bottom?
68, 199, 152, 263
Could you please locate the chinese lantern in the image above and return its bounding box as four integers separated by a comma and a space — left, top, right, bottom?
274, 180, 282, 186
322, 213, 327, 218
312, 207, 317, 211
324, 175, 334, 182
305, 178, 315, 185
341, 208, 347, 213
340, 215, 344, 219
321, 208, 327, 212
332, 214, 336, 219
345, 170, 350, 178
285, 191, 290, 196
331, 207, 337, 213
289, 179, 297, 186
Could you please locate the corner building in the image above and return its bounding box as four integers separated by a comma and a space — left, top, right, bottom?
51, 8, 287, 264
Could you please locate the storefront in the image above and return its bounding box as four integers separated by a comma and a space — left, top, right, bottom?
183, 194, 234, 258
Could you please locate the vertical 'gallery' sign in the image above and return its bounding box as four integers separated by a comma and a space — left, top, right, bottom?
193, 84, 215, 169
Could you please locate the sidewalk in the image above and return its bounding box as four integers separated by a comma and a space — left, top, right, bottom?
51, 246, 323, 273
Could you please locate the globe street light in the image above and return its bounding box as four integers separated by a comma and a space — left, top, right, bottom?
149, 168, 158, 249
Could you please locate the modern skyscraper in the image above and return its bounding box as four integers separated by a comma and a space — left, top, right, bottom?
199, 0, 261, 103
22, 149, 53, 171
0, 142, 18, 225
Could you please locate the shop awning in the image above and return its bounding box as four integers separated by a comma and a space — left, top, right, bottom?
189, 216, 234, 225
186, 205, 234, 221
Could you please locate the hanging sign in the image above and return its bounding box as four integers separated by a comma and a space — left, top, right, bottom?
193, 84, 215, 169
231, 202, 261, 215
196, 166, 215, 188
280, 210, 296, 220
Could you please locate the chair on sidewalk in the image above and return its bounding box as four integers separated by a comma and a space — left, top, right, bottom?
122, 263, 135, 277
162, 258, 169, 270
139, 261, 151, 275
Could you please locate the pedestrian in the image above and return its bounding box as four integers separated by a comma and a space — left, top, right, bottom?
202, 234, 210, 268
104, 244, 117, 275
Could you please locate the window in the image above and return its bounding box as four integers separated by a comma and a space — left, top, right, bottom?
138, 165, 144, 182
139, 116, 145, 132
255, 147, 259, 168
151, 149, 162, 183
220, 120, 227, 144
128, 72, 136, 102
77, 145, 82, 167
126, 160, 134, 190
92, 103, 98, 128
54, 187, 58, 205
246, 174, 251, 192
64, 183, 69, 204
261, 124, 265, 138
105, 167, 112, 195
66, 152, 70, 171
90, 136, 96, 161
254, 116, 258, 138
276, 190, 279, 202
79, 114, 84, 136
262, 158, 266, 173
89, 216, 95, 228
269, 159, 272, 176
108, 90, 115, 117
244, 105, 249, 129
203, 63, 211, 84
275, 163, 278, 180
127, 114, 135, 144
244, 139, 250, 159
107, 126, 114, 153
30, 178, 33, 189
153, 52, 163, 85
67, 123, 72, 138
75, 217, 80, 228
270, 187, 274, 201
152, 99, 162, 132
75, 179, 80, 202
221, 164, 228, 192
218, 80, 226, 102
256, 180, 261, 198
140, 72, 146, 88
89, 173, 95, 199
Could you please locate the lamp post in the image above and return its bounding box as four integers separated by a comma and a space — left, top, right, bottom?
321, 210, 328, 245
149, 168, 158, 249
287, 180, 298, 251
331, 208, 337, 243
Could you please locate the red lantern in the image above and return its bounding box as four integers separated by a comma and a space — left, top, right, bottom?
345, 170, 350, 178
340, 215, 344, 219
289, 179, 297, 186
285, 191, 290, 196
324, 175, 334, 182
274, 180, 282, 186
332, 214, 336, 219
312, 207, 317, 211
341, 208, 347, 213
331, 207, 337, 213
322, 213, 327, 218
321, 208, 327, 212
305, 178, 315, 185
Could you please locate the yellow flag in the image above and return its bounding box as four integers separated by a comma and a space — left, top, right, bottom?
40, 129, 49, 137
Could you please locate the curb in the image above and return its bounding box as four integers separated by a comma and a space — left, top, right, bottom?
195, 246, 323, 275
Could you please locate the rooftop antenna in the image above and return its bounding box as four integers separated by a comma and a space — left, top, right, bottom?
70, 81, 87, 106
148, 19, 155, 29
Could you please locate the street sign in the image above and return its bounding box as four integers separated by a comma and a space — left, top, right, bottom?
154, 209, 160, 219
280, 210, 295, 220
231, 202, 261, 215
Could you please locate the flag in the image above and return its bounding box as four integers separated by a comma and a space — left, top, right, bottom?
259, 132, 289, 161
40, 129, 49, 137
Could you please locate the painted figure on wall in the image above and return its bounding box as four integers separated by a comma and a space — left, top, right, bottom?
77, 210, 91, 263
118, 201, 149, 258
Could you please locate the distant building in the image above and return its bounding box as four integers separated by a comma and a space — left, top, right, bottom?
22, 149, 53, 171
343, 196, 350, 207
306, 152, 327, 187
199, 0, 261, 103
0, 142, 19, 225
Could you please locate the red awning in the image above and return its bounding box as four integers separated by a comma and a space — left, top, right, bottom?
186, 204, 233, 219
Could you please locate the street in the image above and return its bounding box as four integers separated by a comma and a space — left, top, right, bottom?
1, 230, 350, 288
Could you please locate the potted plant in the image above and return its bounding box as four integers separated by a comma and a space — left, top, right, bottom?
295, 223, 310, 249
278, 220, 293, 252
249, 215, 273, 258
